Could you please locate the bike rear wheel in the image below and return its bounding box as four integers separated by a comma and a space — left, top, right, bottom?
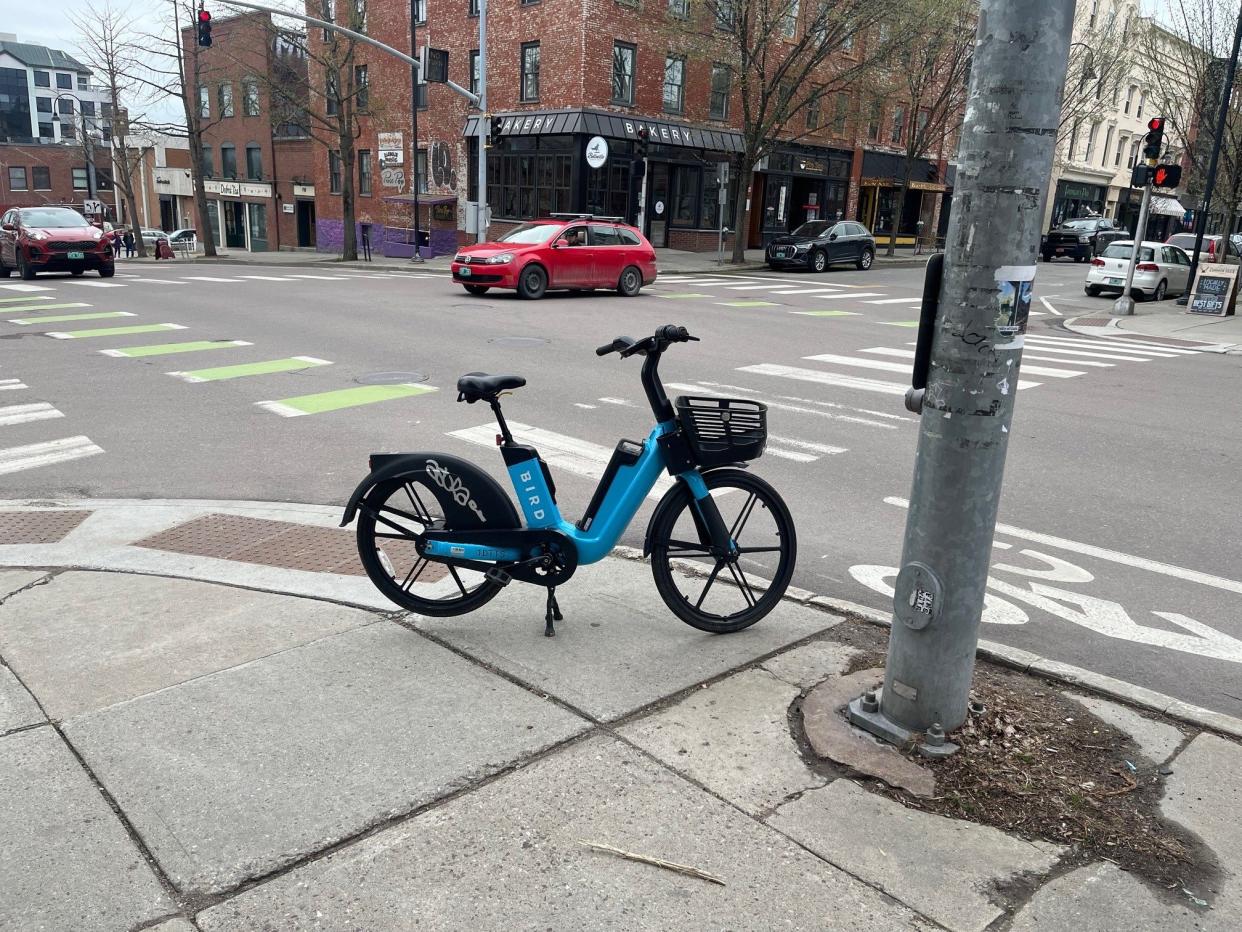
356, 476, 502, 616
649, 469, 796, 633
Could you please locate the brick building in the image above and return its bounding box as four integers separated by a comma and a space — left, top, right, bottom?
305, 0, 959, 256
182, 12, 317, 251
0, 141, 120, 218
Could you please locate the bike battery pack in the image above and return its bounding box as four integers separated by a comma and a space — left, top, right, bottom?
577, 439, 644, 532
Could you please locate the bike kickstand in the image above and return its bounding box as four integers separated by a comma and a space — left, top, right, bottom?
544, 586, 563, 637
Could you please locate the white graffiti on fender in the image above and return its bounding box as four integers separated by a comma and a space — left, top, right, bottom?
986, 578, 1242, 664
847, 565, 1030, 626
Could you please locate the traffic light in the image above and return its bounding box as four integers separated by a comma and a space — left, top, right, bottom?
487, 115, 504, 150
1143, 116, 1165, 160
1152, 164, 1182, 188
1130, 164, 1150, 188
636, 126, 650, 158
197, 8, 212, 47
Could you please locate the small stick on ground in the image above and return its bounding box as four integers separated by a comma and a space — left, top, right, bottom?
578, 841, 726, 886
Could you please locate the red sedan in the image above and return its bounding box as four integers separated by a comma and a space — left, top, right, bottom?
452, 216, 657, 299
0, 206, 115, 280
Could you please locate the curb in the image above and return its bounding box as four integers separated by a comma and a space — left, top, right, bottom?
1064, 314, 1242, 354
4, 498, 1238, 743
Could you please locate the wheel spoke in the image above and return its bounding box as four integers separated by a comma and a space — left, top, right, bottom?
735, 546, 782, 554
729, 493, 759, 542
694, 561, 726, 610
400, 557, 429, 591
726, 562, 758, 608
404, 483, 435, 524
447, 564, 470, 597
364, 506, 424, 540
381, 503, 429, 526
666, 538, 713, 556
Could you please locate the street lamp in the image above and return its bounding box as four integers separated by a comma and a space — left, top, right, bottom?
50, 92, 98, 211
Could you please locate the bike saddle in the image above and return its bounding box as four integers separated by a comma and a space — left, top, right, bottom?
456, 372, 526, 402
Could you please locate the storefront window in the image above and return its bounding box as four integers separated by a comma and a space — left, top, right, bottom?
489, 140, 572, 220
247, 203, 267, 251
586, 160, 630, 219
207, 201, 221, 244
670, 165, 701, 227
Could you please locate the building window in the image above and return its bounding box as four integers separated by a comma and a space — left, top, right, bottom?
807, 96, 821, 131
1101, 125, 1114, 166
669, 0, 688, 16
8, 167, 28, 191
1084, 122, 1099, 162
890, 105, 906, 144
416, 82, 428, 109
243, 79, 260, 116
716, 0, 735, 29
359, 149, 372, 195
490, 144, 574, 219
72, 167, 88, 190
57, 97, 74, 115
56, 73, 72, 89
470, 50, 480, 95
1136, 90, 1146, 119
1128, 138, 1139, 167
352, 0, 367, 31
202, 145, 214, 176
417, 149, 428, 193
326, 73, 339, 115
521, 42, 540, 101
1124, 84, 1135, 114
32, 166, 51, 190
867, 101, 882, 141
663, 56, 685, 114
38, 122, 53, 138
221, 143, 237, 178
34, 70, 50, 87
329, 150, 342, 193
413, 0, 426, 21
1069, 120, 1080, 160
62, 120, 76, 140
77, 74, 88, 90
355, 65, 368, 110
612, 42, 635, 105
780, 0, 799, 38
246, 143, 263, 180
841, 29, 854, 52
710, 64, 730, 120
81, 101, 95, 117
36, 96, 52, 114
833, 92, 849, 135
198, 84, 210, 118
321, 0, 336, 41
468, 0, 478, 14
219, 83, 234, 117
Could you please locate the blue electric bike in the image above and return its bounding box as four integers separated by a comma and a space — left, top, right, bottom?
342, 324, 796, 636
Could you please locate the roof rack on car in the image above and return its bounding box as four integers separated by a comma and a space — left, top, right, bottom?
547, 212, 626, 222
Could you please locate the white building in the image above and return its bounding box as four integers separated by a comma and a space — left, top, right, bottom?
0, 35, 112, 146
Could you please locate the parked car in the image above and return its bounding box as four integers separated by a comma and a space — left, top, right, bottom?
1083, 240, 1191, 301
0, 206, 115, 279
766, 220, 876, 272
451, 216, 657, 299
168, 228, 197, 245
1165, 232, 1241, 265
1041, 217, 1127, 262
139, 228, 170, 247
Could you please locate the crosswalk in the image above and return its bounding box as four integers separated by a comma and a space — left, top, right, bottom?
0, 269, 441, 294
0, 379, 103, 477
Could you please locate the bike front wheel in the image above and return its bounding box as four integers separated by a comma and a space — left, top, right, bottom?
649, 468, 796, 633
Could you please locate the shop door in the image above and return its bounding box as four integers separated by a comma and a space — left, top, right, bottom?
760, 175, 791, 247
224, 202, 246, 249
247, 203, 268, 252
296, 201, 316, 247
159, 197, 175, 232
646, 163, 670, 248
790, 178, 823, 229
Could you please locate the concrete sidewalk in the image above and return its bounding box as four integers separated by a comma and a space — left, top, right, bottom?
2, 499, 1238, 930
1066, 304, 1242, 352
118, 244, 929, 276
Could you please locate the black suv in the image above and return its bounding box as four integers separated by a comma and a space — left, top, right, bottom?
767, 220, 876, 272
1041, 217, 1127, 262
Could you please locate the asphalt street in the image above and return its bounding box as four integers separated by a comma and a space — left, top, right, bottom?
3, 256, 1240, 717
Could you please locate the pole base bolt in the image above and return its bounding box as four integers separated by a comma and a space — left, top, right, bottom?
861, 690, 879, 713
968, 699, 986, 716
925, 723, 946, 747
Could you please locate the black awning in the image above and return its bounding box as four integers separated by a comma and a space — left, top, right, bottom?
464, 108, 744, 154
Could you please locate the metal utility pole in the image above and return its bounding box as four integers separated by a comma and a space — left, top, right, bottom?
476, 0, 488, 243
409, 0, 422, 262
847, 0, 1076, 755
1179, 7, 1242, 305
1113, 180, 1154, 316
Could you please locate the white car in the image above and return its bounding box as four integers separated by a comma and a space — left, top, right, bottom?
139, 228, 170, 247
1084, 240, 1192, 301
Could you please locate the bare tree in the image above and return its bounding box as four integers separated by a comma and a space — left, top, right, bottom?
1057, 0, 1136, 156
867, 0, 973, 257
682, 0, 909, 262
70, 1, 151, 257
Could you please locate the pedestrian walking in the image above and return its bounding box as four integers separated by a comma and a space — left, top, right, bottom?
123, 229, 136, 259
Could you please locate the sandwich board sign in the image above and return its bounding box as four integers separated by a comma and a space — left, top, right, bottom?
1187, 262, 1238, 316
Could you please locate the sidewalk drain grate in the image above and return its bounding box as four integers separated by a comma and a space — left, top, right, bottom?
135, 513, 389, 577
1073, 317, 1113, 327
0, 510, 93, 545
356, 370, 428, 385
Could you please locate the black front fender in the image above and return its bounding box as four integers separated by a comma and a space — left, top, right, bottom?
340, 452, 521, 529
642, 465, 748, 557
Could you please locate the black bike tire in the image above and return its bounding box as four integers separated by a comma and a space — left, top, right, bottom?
355, 478, 503, 617
649, 469, 796, 633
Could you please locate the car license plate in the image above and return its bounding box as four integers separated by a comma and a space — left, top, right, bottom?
458, 266, 471, 277
67, 251, 84, 260
777, 249, 790, 258
1055, 248, 1065, 254
1107, 277, 1122, 285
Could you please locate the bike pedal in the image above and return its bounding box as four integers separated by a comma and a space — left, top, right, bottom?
485, 567, 512, 587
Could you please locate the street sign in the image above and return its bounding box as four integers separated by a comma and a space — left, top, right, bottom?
716, 161, 729, 188
83, 199, 104, 216
585, 136, 609, 169
1187, 262, 1238, 316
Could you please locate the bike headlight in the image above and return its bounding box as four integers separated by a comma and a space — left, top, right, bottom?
485, 253, 514, 264
1078, 235, 1091, 243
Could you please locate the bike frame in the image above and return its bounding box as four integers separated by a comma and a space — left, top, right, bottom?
421, 419, 712, 566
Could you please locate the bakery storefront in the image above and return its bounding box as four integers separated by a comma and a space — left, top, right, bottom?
464, 109, 744, 251
203, 179, 272, 252
748, 145, 852, 248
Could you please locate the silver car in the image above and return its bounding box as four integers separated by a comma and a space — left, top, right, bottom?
1083, 240, 1192, 301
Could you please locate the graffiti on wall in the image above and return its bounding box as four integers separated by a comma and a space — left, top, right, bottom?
431, 141, 455, 190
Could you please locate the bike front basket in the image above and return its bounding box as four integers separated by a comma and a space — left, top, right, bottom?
675, 396, 767, 467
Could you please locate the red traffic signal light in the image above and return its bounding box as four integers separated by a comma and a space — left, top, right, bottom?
1148, 117, 1164, 132
197, 6, 212, 46
198, 8, 211, 21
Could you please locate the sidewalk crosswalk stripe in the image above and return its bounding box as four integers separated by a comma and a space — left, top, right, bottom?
0, 295, 53, 303
0, 379, 28, 391
864, 297, 922, 304
169, 356, 331, 382
1069, 336, 1204, 354
765, 447, 818, 462
182, 276, 243, 283
830, 292, 885, 299
1013, 344, 1151, 362
726, 284, 788, 290
804, 352, 911, 374
286, 274, 350, 280
717, 300, 779, 307
0, 284, 54, 292
769, 288, 850, 295
0, 302, 91, 313
768, 434, 848, 455
100, 339, 252, 358
665, 381, 901, 430
1023, 353, 1113, 367
10, 311, 135, 324
256, 383, 436, 417
239, 275, 295, 281
792, 310, 861, 317
0, 402, 63, 427
449, 420, 673, 499
0, 435, 102, 475
1025, 335, 1184, 357
47, 323, 187, 340
65, 280, 126, 288
859, 347, 1085, 379
740, 362, 1040, 393
128, 278, 188, 285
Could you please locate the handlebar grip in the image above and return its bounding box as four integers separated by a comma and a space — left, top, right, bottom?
596, 342, 616, 356
656, 324, 691, 342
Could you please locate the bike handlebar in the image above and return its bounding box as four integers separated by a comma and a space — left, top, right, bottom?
596, 325, 699, 358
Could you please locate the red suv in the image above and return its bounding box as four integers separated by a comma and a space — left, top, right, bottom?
0, 206, 116, 280
452, 216, 657, 299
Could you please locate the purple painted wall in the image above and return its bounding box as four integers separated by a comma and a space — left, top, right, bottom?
315, 220, 456, 259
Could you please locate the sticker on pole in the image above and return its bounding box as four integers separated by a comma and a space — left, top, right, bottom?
993, 265, 1035, 349
894, 561, 943, 631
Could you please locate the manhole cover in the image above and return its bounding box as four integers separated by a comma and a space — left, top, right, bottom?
489, 336, 549, 348
355, 371, 429, 385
